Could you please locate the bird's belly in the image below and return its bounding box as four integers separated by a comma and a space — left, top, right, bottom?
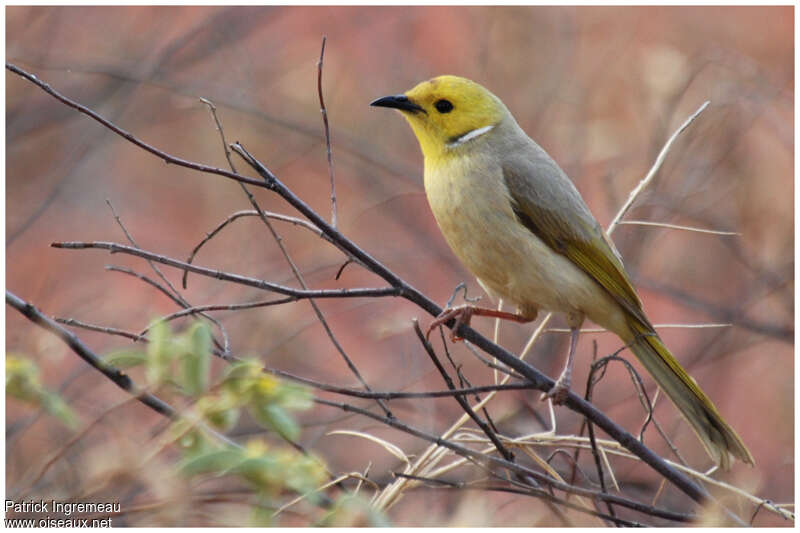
425, 167, 620, 325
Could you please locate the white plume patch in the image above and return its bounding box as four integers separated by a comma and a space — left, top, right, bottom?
446, 124, 495, 148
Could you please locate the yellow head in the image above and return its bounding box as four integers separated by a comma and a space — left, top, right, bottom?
371, 75, 507, 159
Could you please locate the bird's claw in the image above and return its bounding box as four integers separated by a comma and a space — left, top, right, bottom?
426, 305, 474, 342
540, 380, 570, 405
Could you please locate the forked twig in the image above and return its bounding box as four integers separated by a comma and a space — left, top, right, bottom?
105, 199, 230, 354
607, 100, 710, 234
413, 320, 514, 462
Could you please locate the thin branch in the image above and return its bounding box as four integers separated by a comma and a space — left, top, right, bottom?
607, 100, 710, 234
264, 366, 534, 400
583, 346, 616, 519
105, 199, 230, 355
55, 317, 143, 342
138, 297, 297, 337
106, 265, 186, 308
106, 199, 184, 301
461, 340, 524, 379
199, 97, 236, 169
641, 388, 690, 468
413, 320, 515, 462
394, 472, 648, 527
317, 35, 337, 228
52, 241, 399, 300
618, 219, 739, 236
182, 209, 330, 289
334, 258, 353, 280
545, 322, 732, 334
5, 63, 268, 190
639, 278, 793, 342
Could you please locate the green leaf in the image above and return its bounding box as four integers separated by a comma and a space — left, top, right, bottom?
179, 448, 244, 477
273, 382, 314, 411
180, 322, 211, 396
197, 394, 241, 432
250, 403, 300, 441
206, 405, 240, 432
104, 349, 147, 369
283, 453, 326, 494
39, 391, 79, 429
187, 322, 212, 359
146, 321, 173, 387
221, 359, 263, 400
233, 455, 281, 489
6, 355, 41, 402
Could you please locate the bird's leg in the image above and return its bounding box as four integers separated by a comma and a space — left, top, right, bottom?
426, 305, 533, 342
541, 313, 583, 404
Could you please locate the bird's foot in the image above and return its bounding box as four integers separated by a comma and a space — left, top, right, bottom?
426, 305, 474, 342
540, 378, 571, 405
426, 305, 532, 342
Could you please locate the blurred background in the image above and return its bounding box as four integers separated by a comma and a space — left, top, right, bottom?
6, 6, 793, 526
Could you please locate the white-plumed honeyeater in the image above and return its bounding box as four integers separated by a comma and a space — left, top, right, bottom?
371, 75, 753, 469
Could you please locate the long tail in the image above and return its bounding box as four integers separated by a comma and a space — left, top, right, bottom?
623, 319, 754, 469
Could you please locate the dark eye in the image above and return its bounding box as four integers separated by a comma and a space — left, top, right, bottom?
434, 99, 454, 113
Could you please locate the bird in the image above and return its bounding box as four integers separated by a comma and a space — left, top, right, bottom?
371, 75, 754, 469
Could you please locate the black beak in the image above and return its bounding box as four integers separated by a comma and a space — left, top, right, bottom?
370, 94, 426, 114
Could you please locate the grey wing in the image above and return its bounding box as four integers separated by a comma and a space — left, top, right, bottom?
502, 140, 650, 327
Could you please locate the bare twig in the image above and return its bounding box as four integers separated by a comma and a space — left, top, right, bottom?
5, 63, 268, 191
264, 366, 534, 400
394, 472, 648, 526
317, 35, 337, 228
639, 278, 793, 341
618, 219, 739, 236
199, 97, 236, 168
545, 322, 732, 334
106, 199, 183, 301
182, 209, 331, 289
138, 297, 297, 337
106, 265, 186, 308
334, 258, 353, 280
105, 199, 230, 355
55, 317, 143, 342
413, 320, 514, 462
583, 349, 616, 519
52, 240, 399, 300
607, 100, 710, 234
